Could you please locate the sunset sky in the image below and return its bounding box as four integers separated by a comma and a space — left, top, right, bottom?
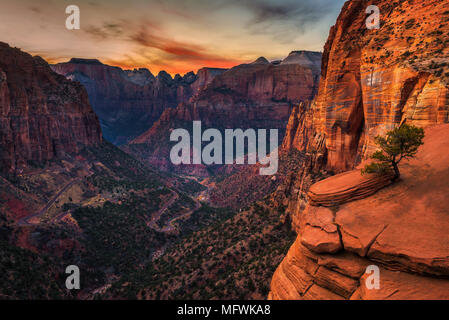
0, 0, 346, 75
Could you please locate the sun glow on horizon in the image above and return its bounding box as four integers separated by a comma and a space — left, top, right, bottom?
0, 0, 345, 76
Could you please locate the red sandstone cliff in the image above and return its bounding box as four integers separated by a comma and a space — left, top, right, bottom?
271, 124, 449, 300
194, 51, 321, 108
190, 67, 228, 99
284, 0, 449, 171
270, 0, 449, 300
0, 43, 102, 173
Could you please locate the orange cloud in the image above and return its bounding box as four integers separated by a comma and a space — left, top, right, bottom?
82, 19, 244, 75
129, 25, 243, 68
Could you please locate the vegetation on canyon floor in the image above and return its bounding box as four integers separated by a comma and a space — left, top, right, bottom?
103, 202, 295, 300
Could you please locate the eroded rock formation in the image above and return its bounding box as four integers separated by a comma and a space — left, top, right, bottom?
51, 60, 226, 145
283, 0, 449, 172
270, 0, 449, 300
307, 169, 395, 207
0, 43, 102, 173
270, 124, 449, 300
129, 51, 322, 175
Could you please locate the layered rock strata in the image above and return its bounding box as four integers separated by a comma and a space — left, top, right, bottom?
270, 0, 449, 300
307, 169, 395, 207
52, 60, 226, 145
270, 124, 449, 300
129, 51, 322, 175
0, 43, 102, 173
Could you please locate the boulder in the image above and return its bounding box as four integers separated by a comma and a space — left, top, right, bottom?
307, 169, 395, 207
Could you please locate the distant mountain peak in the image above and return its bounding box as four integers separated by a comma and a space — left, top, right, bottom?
251, 57, 270, 65
124, 68, 155, 86
280, 50, 322, 69
157, 70, 172, 78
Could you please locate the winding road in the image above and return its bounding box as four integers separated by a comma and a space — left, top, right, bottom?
16, 174, 205, 234
160, 198, 201, 232
147, 191, 179, 229
147, 189, 202, 233
16, 179, 78, 227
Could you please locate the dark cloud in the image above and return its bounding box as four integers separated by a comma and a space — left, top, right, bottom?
222, 0, 346, 43
154, 0, 344, 26
245, 1, 310, 25
235, 0, 346, 30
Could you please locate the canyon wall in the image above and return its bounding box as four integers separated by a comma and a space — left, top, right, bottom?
0, 43, 102, 173
129, 51, 322, 175
52, 61, 226, 145
270, 0, 449, 300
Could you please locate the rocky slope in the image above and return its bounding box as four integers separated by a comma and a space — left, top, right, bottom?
0, 43, 215, 299
0, 43, 102, 174
103, 202, 295, 300
270, 0, 449, 300
270, 124, 449, 300
305, 0, 448, 172
128, 51, 322, 175
52, 60, 226, 145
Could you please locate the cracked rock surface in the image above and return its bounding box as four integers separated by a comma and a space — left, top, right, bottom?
270, 124, 449, 299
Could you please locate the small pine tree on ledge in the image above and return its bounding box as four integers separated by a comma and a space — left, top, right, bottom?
362, 124, 425, 180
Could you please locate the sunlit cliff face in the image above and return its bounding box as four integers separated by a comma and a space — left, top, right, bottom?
0, 0, 345, 75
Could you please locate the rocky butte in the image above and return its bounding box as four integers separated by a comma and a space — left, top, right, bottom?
269, 0, 449, 300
